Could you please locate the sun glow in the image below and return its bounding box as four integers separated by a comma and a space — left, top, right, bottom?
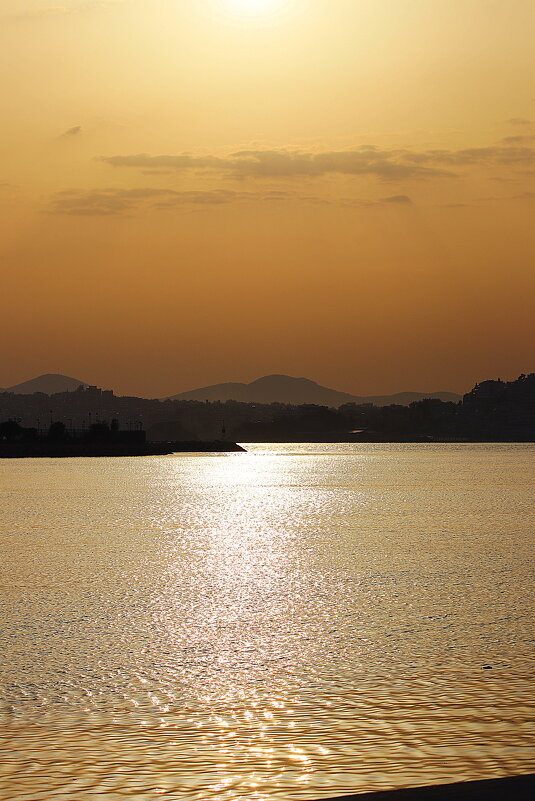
225, 0, 284, 14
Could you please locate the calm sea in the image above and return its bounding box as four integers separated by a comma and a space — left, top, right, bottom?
1, 444, 534, 800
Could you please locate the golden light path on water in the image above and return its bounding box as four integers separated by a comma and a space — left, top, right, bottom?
1, 444, 534, 799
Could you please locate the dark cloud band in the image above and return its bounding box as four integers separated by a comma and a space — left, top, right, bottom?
100, 148, 451, 180
100, 139, 535, 181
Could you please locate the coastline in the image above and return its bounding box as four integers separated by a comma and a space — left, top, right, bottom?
320, 774, 535, 801
0, 440, 246, 458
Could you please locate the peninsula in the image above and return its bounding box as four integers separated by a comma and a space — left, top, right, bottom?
0, 420, 244, 458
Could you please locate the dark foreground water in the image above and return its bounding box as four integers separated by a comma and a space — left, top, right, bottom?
1, 444, 534, 800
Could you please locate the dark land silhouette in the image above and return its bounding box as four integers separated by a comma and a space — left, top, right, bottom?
0, 373, 89, 395
322, 773, 534, 801
0, 373, 533, 447
165, 373, 462, 407
1, 373, 462, 407
0, 419, 244, 458
164, 375, 461, 408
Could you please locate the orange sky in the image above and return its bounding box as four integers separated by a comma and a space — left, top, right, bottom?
1, 0, 534, 397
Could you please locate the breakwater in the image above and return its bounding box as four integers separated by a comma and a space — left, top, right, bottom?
0, 440, 245, 458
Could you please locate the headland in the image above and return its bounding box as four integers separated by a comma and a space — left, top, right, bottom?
0, 420, 244, 458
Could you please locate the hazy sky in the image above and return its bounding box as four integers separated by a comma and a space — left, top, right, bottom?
1, 0, 534, 397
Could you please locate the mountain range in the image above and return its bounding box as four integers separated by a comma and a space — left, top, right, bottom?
1, 372, 462, 406
166, 374, 461, 407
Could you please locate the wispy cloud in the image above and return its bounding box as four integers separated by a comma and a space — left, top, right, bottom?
101, 138, 535, 182
499, 134, 535, 145
469, 190, 535, 205
379, 194, 412, 204
405, 144, 535, 166
49, 187, 416, 216
62, 125, 82, 137
50, 187, 246, 215
507, 117, 533, 127
342, 194, 413, 208
101, 148, 452, 181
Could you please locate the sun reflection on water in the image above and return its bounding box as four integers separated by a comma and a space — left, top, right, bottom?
1, 445, 535, 799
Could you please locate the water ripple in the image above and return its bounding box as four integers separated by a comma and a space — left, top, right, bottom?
1, 444, 534, 799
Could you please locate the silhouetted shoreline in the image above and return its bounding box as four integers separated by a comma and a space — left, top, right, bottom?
0, 418, 245, 457
0, 442, 245, 459
320, 773, 534, 801
0, 373, 533, 444
0, 440, 245, 458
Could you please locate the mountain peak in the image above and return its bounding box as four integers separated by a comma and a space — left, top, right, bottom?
167, 374, 462, 407
169, 374, 360, 406
4, 374, 88, 395
249, 374, 320, 387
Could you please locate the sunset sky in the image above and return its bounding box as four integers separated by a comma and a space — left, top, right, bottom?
1, 0, 534, 398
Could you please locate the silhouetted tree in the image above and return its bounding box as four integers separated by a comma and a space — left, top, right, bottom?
0, 419, 23, 441
48, 421, 67, 441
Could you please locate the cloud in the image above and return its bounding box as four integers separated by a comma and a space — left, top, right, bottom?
50, 187, 245, 215
102, 154, 226, 170
49, 186, 417, 216
470, 190, 535, 205
342, 194, 413, 208
101, 148, 453, 181
232, 150, 446, 179
500, 134, 535, 145
408, 144, 535, 166
379, 194, 412, 204
491, 176, 520, 183
101, 137, 535, 182
507, 117, 533, 126
62, 125, 82, 137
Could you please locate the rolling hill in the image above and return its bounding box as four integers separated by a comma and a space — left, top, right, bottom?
2, 372, 462, 406
2, 374, 88, 395
167, 374, 461, 408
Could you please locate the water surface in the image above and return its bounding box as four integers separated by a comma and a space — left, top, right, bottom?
1, 444, 534, 799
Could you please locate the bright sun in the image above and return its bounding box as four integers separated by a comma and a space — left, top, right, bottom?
226, 0, 282, 14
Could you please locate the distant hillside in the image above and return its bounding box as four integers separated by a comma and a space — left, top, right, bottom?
3, 373, 88, 395
168, 375, 357, 406
167, 374, 461, 408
